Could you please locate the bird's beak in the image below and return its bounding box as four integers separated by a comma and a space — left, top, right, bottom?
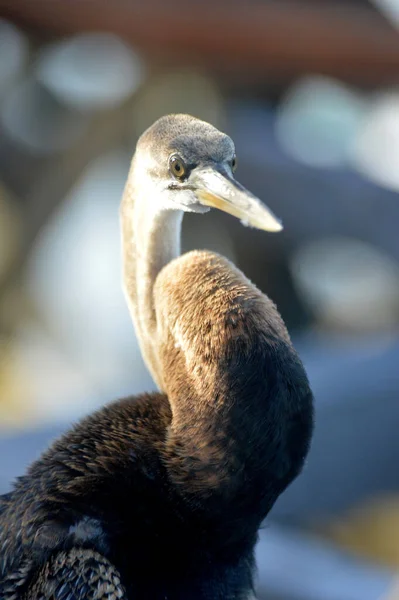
193, 168, 283, 232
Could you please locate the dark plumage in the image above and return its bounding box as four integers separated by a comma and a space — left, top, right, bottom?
0, 115, 314, 599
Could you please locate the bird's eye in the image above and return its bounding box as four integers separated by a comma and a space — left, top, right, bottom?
169, 155, 187, 180
231, 155, 237, 172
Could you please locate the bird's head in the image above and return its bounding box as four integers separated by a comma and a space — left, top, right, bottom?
131, 114, 283, 232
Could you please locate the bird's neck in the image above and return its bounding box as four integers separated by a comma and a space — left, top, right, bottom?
121, 178, 183, 389
150, 251, 288, 511
121, 180, 312, 523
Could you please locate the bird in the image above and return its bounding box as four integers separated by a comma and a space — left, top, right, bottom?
0, 114, 314, 600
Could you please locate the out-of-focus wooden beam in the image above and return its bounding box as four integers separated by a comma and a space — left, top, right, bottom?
0, 1, 399, 84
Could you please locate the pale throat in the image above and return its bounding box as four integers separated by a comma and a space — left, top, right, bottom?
121, 179, 183, 389
134, 201, 183, 333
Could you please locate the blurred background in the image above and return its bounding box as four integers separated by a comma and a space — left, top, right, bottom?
1, 0, 399, 597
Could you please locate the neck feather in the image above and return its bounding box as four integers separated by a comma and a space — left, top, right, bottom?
120, 173, 313, 520
121, 177, 183, 389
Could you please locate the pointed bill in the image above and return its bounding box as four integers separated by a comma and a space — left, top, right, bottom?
193, 168, 283, 233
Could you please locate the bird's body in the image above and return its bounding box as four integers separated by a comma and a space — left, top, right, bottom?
0, 115, 313, 599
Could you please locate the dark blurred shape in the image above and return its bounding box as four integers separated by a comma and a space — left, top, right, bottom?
0, 18, 27, 94
2, 1, 399, 85
0, 183, 22, 286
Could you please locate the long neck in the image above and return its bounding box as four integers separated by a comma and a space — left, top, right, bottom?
121, 173, 313, 523
151, 250, 311, 520
121, 176, 183, 389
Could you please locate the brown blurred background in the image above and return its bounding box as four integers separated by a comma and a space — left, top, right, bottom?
1, 1, 399, 598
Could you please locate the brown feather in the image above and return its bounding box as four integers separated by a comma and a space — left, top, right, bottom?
0, 115, 313, 599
